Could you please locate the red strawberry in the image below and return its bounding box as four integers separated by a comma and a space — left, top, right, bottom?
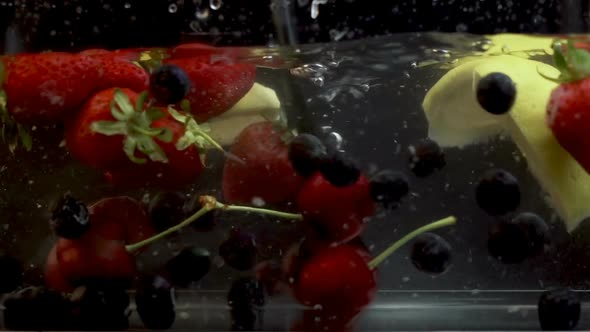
297, 172, 375, 245
65, 88, 139, 169
66, 88, 208, 189
92, 55, 149, 93
222, 121, 304, 205
163, 56, 256, 122
170, 43, 221, 59
545, 40, 590, 174
4, 52, 101, 124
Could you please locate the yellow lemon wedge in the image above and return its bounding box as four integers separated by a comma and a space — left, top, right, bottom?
423, 54, 590, 232
206, 83, 282, 146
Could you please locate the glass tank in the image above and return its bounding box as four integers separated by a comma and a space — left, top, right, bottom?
0, 0, 588, 331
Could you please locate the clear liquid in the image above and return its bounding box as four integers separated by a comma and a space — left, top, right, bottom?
2, 32, 589, 331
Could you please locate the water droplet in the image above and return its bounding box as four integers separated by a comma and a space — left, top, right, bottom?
251, 197, 265, 207
290, 63, 328, 78
195, 7, 210, 20
456, 23, 468, 32
313, 304, 323, 310
329, 28, 348, 41
210, 0, 223, 10
124, 2, 131, 9
168, 3, 178, 13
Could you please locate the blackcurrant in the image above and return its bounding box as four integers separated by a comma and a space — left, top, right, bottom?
476, 72, 516, 115
149, 64, 191, 105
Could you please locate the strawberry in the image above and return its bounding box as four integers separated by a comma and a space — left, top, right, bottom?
3, 52, 101, 124
66, 88, 212, 189
169, 43, 221, 59
92, 55, 149, 93
163, 56, 256, 122
296, 172, 375, 245
545, 40, 590, 174
222, 121, 304, 205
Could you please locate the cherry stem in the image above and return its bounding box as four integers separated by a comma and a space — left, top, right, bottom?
367, 216, 457, 270
125, 195, 303, 253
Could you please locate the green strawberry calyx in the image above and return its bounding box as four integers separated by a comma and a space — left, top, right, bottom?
167, 100, 242, 166
90, 89, 173, 164
0, 60, 33, 153
540, 39, 590, 83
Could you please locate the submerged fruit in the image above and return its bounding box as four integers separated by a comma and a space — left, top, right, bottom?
476, 72, 516, 115
410, 233, 452, 275
150, 64, 191, 105
288, 133, 328, 178
369, 169, 410, 208
408, 139, 446, 177
319, 150, 360, 187
166, 247, 211, 287
135, 275, 176, 330
219, 228, 257, 271
488, 212, 549, 264
148, 192, 186, 231
475, 169, 521, 216
227, 278, 265, 331
50, 193, 90, 239
0, 254, 22, 293
3, 287, 73, 331
537, 288, 580, 331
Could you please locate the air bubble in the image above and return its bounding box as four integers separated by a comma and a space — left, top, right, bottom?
210, 0, 223, 10
75, 6, 82, 14
310, 0, 328, 19
311, 77, 324, 87
124, 2, 131, 9
195, 7, 210, 20
168, 3, 178, 13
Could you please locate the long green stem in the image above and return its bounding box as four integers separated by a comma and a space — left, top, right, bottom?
368, 216, 457, 270
214, 202, 303, 220
126, 206, 211, 252
125, 196, 303, 253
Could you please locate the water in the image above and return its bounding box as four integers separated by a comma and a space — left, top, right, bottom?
0, 32, 589, 330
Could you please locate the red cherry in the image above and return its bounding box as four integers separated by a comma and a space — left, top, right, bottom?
44, 244, 74, 293
56, 236, 135, 284
290, 307, 359, 332
293, 245, 377, 313
297, 172, 375, 245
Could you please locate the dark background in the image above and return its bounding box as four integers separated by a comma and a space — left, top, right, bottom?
0, 0, 585, 52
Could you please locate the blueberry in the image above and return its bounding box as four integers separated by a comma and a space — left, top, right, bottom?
219, 228, 257, 271
148, 192, 186, 231
184, 195, 218, 232
135, 275, 176, 330
227, 278, 265, 331
475, 169, 521, 216
476, 72, 516, 115
166, 247, 211, 287
369, 170, 410, 207
408, 139, 446, 177
319, 150, 361, 187
538, 288, 580, 331
50, 193, 90, 239
288, 134, 328, 178
0, 254, 22, 293
69, 284, 130, 331
4, 287, 73, 331
149, 64, 191, 105
410, 233, 452, 275
488, 212, 550, 264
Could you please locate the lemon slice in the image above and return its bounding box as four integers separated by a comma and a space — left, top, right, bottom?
423, 54, 590, 232
206, 83, 282, 146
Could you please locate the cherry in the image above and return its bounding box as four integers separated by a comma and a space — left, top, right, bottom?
297, 172, 375, 245
292, 216, 456, 315
45, 244, 74, 293
219, 228, 258, 271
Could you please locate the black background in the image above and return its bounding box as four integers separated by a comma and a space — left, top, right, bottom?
0, 0, 583, 52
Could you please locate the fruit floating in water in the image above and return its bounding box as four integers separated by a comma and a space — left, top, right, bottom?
537, 288, 580, 331
166, 247, 211, 287
408, 139, 446, 178
475, 169, 521, 216
410, 233, 453, 275
135, 275, 176, 330
219, 228, 258, 271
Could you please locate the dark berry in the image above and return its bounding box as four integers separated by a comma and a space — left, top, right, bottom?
50, 193, 90, 239
219, 228, 257, 271
369, 170, 410, 207
288, 134, 328, 178
149, 64, 191, 105
0, 254, 22, 293
228, 278, 265, 331
410, 233, 452, 275
135, 275, 176, 330
475, 169, 521, 216
408, 139, 446, 177
476, 72, 516, 115
488, 212, 550, 264
148, 192, 186, 231
166, 247, 211, 287
538, 288, 580, 331
4, 287, 73, 331
184, 195, 218, 232
319, 150, 361, 187
69, 284, 130, 331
